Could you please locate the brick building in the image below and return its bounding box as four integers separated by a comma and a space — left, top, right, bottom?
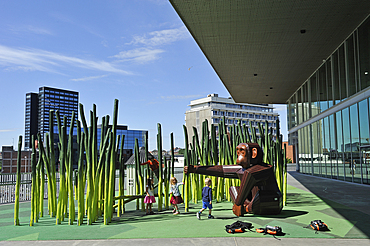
1, 146, 32, 173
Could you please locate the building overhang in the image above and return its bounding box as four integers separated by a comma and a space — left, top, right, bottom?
170, 0, 370, 104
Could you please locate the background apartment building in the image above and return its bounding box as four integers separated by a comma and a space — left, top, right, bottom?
185, 94, 279, 141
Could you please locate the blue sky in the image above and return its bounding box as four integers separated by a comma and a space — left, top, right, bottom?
0, 0, 287, 151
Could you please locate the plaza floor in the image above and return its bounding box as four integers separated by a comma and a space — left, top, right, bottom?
1, 171, 370, 245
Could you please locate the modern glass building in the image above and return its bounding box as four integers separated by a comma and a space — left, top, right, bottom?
97, 125, 147, 164
24, 86, 79, 150
287, 17, 370, 184
38, 86, 79, 142
24, 93, 39, 149
170, 1, 370, 185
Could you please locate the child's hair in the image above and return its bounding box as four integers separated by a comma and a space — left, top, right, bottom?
205, 178, 211, 186
147, 178, 153, 189
170, 177, 177, 185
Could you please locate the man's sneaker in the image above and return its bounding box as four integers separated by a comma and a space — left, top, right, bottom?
208, 215, 214, 219
197, 211, 201, 220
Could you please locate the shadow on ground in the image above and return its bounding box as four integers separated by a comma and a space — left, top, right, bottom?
289, 171, 370, 238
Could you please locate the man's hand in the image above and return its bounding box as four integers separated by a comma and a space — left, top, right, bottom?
184, 165, 196, 174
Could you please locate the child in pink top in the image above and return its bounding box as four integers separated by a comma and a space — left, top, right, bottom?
144, 178, 156, 215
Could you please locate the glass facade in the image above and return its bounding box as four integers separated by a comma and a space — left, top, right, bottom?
288, 16, 370, 184
96, 125, 147, 153
38, 86, 79, 141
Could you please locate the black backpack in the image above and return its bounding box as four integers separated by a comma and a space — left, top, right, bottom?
308, 220, 329, 231
256, 225, 283, 235
225, 221, 253, 233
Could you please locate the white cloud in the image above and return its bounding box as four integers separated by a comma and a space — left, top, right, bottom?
8, 24, 53, 35
112, 48, 164, 63
0, 45, 133, 75
127, 26, 189, 47
0, 128, 17, 132
70, 74, 108, 82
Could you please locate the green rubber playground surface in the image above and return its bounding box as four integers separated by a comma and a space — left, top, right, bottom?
0, 184, 369, 241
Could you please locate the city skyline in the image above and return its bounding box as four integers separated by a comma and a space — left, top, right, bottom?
0, 0, 287, 151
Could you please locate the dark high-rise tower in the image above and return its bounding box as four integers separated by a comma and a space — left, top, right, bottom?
24, 86, 79, 149
24, 93, 39, 150
38, 86, 79, 140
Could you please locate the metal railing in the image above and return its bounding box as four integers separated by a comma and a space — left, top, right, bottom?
0, 171, 122, 204
0, 173, 59, 204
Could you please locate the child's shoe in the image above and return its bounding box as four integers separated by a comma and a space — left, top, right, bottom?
174, 211, 180, 215
197, 211, 201, 219
208, 214, 214, 219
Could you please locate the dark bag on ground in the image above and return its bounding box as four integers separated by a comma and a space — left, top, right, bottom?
309, 220, 329, 231
256, 225, 283, 235
225, 220, 253, 233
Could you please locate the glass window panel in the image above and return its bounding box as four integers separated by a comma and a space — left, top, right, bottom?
297, 88, 303, 125
310, 74, 320, 117
342, 107, 351, 181
358, 17, 370, 90
312, 120, 323, 176
298, 128, 304, 173
338, 45, 347, 100
359, 99, 370, 146
359, 99, 370, 184
301, 84, 306, 123
332, 52, 341, 105
318, 66, 328, 112
346, 35, 357, 97
307, 125, 313, 175
336, 111, 345, 181
326, 59, 334, 108
350, 103, 361, 183
323, 116, 330, 177
329, 114, 337, 179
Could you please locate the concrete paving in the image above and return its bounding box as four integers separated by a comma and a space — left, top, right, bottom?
2, 171, 370, 246
0, 237, 370, 246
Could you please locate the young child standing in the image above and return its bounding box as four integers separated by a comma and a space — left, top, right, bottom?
197, 178, 214, 219
144, 178, 156, 215
169, 177, 184, 215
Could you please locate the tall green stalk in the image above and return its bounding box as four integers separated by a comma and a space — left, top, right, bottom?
48, 110, 57, 217
182, 125, 190, 212
117, 135, 125, 216
67, 111, 75, 224
30, 151, 37, 226
38, 134, 45, 218
157, 123, 163, 212
77, 132, 85, 226
14, 135, 22, 226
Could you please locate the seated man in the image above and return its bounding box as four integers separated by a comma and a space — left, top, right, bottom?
184, 143, 282, 216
